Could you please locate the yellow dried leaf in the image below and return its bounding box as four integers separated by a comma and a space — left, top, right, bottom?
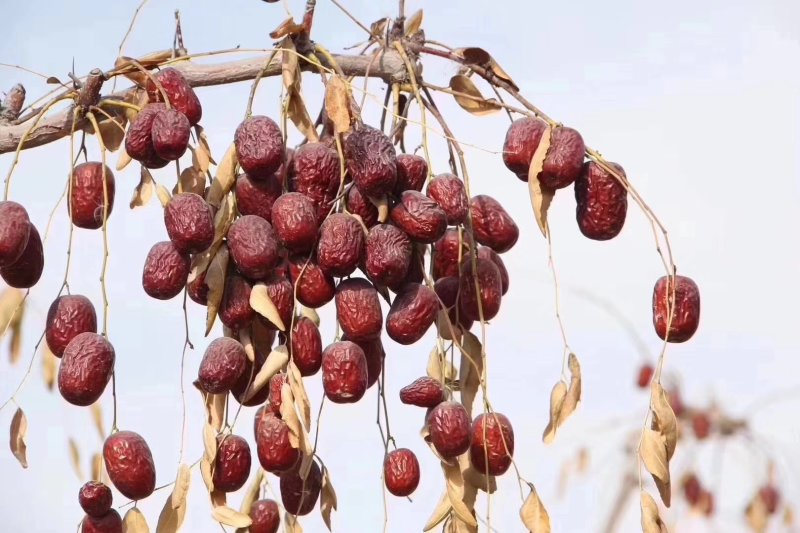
69, 437, 83, 480
528, 125, 554, 237
90, 402, 105, 441
650, 382, 678, 461
300, 306, 320, 327
200, 456, 214, 493
640, 429, 669, 484
520, 484, 550, 533
202, 423, 218, 464
173, 167, 205, 196
442, 461, 478, 528
454, 48, 519, 91
155, 185, 171, 208
116, 147, 133, 172
287, 361, 311, 430
459, 453, 496, 494
239, 468, 264, 516
96, 115, 127, 153
206, 144, 237, 209
250, 283, 287, 331
746, 496, 769, 533
560, 353, 582, 421
122, 507, 150, 533
287, 88, 319, 142
0, 288, 24, 338
9, 407, 27, 468
130, 167, 155, 209
201, 392, 226, 433
423, 491, 452, 531
785, 506, 795, 526
211, 505, 252, 528
404, 9, 424, 35
458, 331, 483, 418
427, 346, 445, 384
281, 38, 299, 91
90, 452, 105, 482
284, 513, 304, 533
243, 345, 289, 402
204, 244, 229, 336
542, 380, 568, 444
41, 344, 57, 391
196, 126, 217, 166
171, 463, 191, 510
320, 466, 337, 530
156, 493, 187, 533
191, 145, 210, 175
279, 382, 303, 451
640, 491, 668, 533
367, 194, 389, 223
448, 75, 501, 116
324, 76, 351, 134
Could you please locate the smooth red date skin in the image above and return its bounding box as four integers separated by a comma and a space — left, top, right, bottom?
469, 195, 519, 253
317, 213, 365, 277
539, 126, 585, 190
390, 191, 448, 244
141, 241, 190, 300
322, 341, 368, 403
271, 193, 318, 253
502, 117, 548, 179
386, 283, 438, 345
427, 174, 468, 225
345, 185, 379, 228
280, 461, 323, 516
384, 448, 421, 497
235, 116, 285, 179
291, 317, 323, 376
219, 273, 255, 330
69, 162, 116, 230
256, 411, 300, 473
235, 173, 282, 223
103, 430, 156, 501
79, 481, 113, 518
0, 224, 43, 288
341, 334, 384, 389
575, 161, 628, 240
288, 255, 335, 309
432, 228, 470, 280
46, 295, 97, 357
146, 68, 202, 126
289, 142, 341, 223
427, 401, 472, 459
249, 499, 281, 533
469, 412, 515, 476
399, 377, 446, 408
213, 435, 252, 493
394, 154, 428, 195
227, 215, 280, 280
58, 332, 115, 406
151, 107, 191, 161
164, 193, 214, 254
198, 337, 247, 394
365, 224, 412, 289
335, 278, 383, 341
476, 247, 509, 295
0, 201, 30, 267
81, 510, 122, 533
345, 125, 397, 198
124, 103, 169, 168
459, 256, 503, 322
652, 275, 700, 343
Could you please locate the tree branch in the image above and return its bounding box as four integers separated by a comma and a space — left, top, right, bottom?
0, 50, 411, 155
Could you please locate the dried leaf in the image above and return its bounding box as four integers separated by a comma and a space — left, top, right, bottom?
204, 392, 226, 433
287, 89, 319, 142
520, 484, 551, 533
212, 505, 252, 528
458, 331, 483, 418
442, 461, 478, 528
459, 453, 496, 494
117, 148, 133, 172
250, 283, 287, 331
191, 146, 210, 175
90, 452, 105, 482
0, 287, 24, 339
527, 125, 554, 237
155, 184, 171, 208
156, 493, 187, 533
320, 466, 338, 530
203, 423, 218, 464
427, 346, 456, 385
122, 507, 150, 533
96, 115, 127, 153
279, 382, 304, 452
640, 491, 668, 533
367, 195, 389, 223
90, 403, 105, 441
560, 353, 582, 421
650, 382, 678, 461
542, 380, 568, 444
206, 144, 237, 209
196, 126, 217, 166
299, 306, 320, 327
640, 429, 669, 484
423, 491, 452, 531
69, 438, 83, 480
454, 47, 518, 91
42, 344, 57, 390
324, 76, 352, 134
243, 345, 289, 402
239, 468, 264, 516
284, 513, 304, 533
204, 244, 229, 336
270, 17, 305, 40
173, 167, 205, 196
210, 489, 227, 508
9, 407, 27, 468
171, 463, 191, 510
404, 9, 424, 36
200, 456, 214, 493
448, 75, 501, 116
130, 167, 155, 209
287, 361, 311, 430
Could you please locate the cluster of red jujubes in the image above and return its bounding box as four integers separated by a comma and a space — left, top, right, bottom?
0, 201, 44, 288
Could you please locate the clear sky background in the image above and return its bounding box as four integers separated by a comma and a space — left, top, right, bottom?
0, 0, 798, 531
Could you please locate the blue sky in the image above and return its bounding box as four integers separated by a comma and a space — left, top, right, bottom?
1, 0, 799, 531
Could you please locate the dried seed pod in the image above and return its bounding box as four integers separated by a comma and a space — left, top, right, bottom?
219, 273, 255, 330
124, 103, 169, 168
235, 116, 284, 179
539, 126, 585, 190
502, 117, 548, 179
235, 173, 283, 223
69, 162, 116, 229
151, 107, 191, 161
146, 68, 202, 125
386, 283, 438, 345
399, 377, 446, 408
256, 411, 300, 473
291, 317, 323, 377
79, 481, 113, 518
289, 142, 341, 223
271, 193, 318, 253
652, 275, 700, 343
365, 224, 412, 289
321, 341, 368, 403
469, 412, 515, 476
390, 191, 447, 244
317, 213, 365, 277
141, 241, 190, 300
458, 255, 503, 322
394, 154, 428, 195
384, 448, 421, 497
344, 124, 397, 198
227, 215, 280, 280
164, 192, 214, 254
469, 195, 518, 253
575, 161, 628, 240
197, 337, 247, 394
427, 401, 472, 459
341, 334, 384, 389
279, 460, 322, 516
102, 431, 156, 502
213, 434, 252, 493
335, 277, 383, 341
58, 332, 115, 406
476, 247, 509, 295
46, 295, 97, 357
426, 173, 468, 225
345, 185, 379, 228
288, 254, 335, 309
0, 201, 30, 267
81, 510, 122, 533
0, 224, 43, 289
249, 499, 281, 533
432, 228, 470, 280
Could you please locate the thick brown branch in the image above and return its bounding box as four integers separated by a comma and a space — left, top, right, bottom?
0, 50, 410, 155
